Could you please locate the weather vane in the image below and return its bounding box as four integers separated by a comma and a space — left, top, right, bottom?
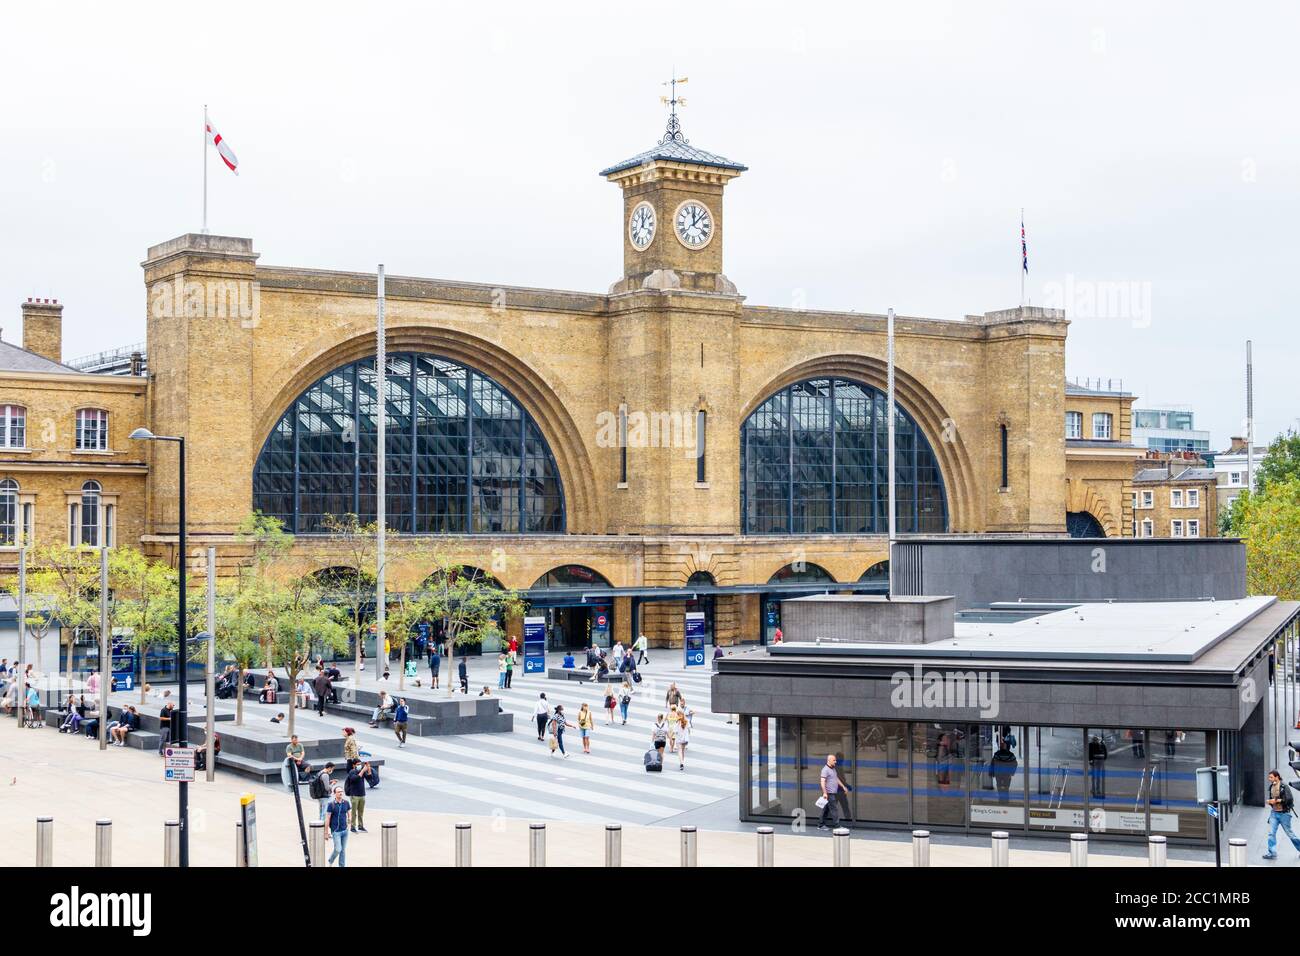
659, 75, 689, 143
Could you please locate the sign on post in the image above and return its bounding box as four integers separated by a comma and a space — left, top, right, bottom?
684, 611, 706, 667
240, 794, 258, 867
1195, 765, 1230, 804
163, 746, 196, 782
523, 616, 547, 675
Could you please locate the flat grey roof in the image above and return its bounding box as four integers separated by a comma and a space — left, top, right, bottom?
773, 596, 1279, 664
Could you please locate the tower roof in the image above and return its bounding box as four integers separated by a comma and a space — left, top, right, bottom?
599, 112, 747, 177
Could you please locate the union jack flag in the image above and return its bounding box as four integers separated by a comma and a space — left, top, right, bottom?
1021, 216, 1028, 273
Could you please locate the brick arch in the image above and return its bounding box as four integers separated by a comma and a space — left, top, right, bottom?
1065, 478, 1119, 538
740, 355, 977, 532
251, 328, 601, 533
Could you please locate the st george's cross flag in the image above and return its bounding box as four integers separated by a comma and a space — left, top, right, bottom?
206, 115, 239, 174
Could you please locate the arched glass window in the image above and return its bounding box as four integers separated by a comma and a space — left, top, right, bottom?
768, 562, 835, 584
686, 570, 715, 643
0, 478, 18, 546
80, 480, 101, 546
252, 354, 565, 534
740, 378, 948, 534
530, 565, 611, 589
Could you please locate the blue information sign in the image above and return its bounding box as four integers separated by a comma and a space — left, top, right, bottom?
523, 616, 547, 674
684, 611, 706, 667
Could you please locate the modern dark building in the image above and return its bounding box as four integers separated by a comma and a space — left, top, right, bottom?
712, 539, 1297, 844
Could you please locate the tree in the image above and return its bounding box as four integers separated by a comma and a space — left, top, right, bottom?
266, 572, 348, 740
1226, 478, 1300, 600
418, 543, 524, 697
219, 578, 268, 728
109, 547, 178, 703
383, 585, 427, 693
25, 545, 102, 690
1255, 429, 1300, 491
5, 576, 55, 675
317, 514, 378, 681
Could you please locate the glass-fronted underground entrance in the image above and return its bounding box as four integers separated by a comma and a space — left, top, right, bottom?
744, 717, 1218, 842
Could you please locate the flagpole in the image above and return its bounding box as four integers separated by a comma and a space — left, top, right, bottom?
887, 306, 896, 598
202, 105, 208, 234
1019, 208, 1024, 307
375, 264, 386, 684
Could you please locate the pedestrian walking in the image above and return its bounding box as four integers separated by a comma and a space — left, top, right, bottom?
1263, 769, 1300, 860
635, 633, 649, 665
578, 702, 595, 753
618, 679, 633, 725
429, 648, 441, 689
666, 705, 679, 754
675, 714, 691, 770
344, 761, 372, 833
325, 786, 351, 866
393, 698, 409, 748
505, 650, 515, 689
458, 657, 469, 695
549, 704, 574, 757
534, 693, 550, 741
497, 653, 507, 689
310, 763, 335, 819
313, 669, 331, 717
817, 753, 847, 829
603, 687, 617, 725
665, 683, 683, 710
342, 726, 360, 769
651, 713, 668, 757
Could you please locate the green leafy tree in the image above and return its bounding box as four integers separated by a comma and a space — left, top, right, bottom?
1255, 429, 1300, 491
418, 543, 524, 697
266, 572, 348, 739
1226, 477, 1300, 600
317, 514, 378, 678
5, 574, 56, 675
109, 547, 178, 703
25, 545, 102, 689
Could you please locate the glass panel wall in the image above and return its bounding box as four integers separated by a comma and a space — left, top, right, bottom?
1087, 728, 1151, 837
854, 720, 909, 823
1028, 727, 1085, 831
1149, 729, 1208, 840
800, 719, 855, 824
748, 717, 800, 819
970, 724, 1025, 829
912, 723, 968, 827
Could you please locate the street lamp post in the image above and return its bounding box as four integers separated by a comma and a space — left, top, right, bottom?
130, 427, 189, 867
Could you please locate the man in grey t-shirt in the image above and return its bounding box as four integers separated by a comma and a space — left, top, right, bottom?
818, 754, 849, 830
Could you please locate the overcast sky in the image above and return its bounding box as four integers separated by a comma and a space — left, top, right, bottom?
2, 1, 1295, 446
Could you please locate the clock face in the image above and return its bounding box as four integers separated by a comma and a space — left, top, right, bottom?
674, 200, 714, 249
628, 201, 656, 250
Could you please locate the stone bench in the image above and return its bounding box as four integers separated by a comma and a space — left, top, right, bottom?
46, 710, 163, 750
547, 667, 625, 683
333, 687, 513, 736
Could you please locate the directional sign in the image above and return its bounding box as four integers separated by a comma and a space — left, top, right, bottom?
164, 746, 196, 781
1206, 804, 1219, 819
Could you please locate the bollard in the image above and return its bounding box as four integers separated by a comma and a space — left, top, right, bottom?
1228, 837, 1247, 868
991, 830, 1010, 867
163, 820, 180, 868
455, 822, 472, 867
680, 825, 698, 867
235, 822, 246, 868
529, 822, 546, 867
605, 824, 622, 867
912, 829, 931, 867
35, 816, 54, 867
381, 822, 398, 868
832, 827, 851, 867
756, 825, 775, 867
1148, 835, 1167, 867
95, 819, 112, 868
308, 821, 327, 868
1070, 832, 1088, 868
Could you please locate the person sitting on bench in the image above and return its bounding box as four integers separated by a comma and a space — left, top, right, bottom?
368, 690, 395, 727
109, 706, 140, 746
285, 735, 313, 778
260, 675, 279, 704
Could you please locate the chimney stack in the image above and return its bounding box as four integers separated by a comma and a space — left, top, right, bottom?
21, 298, 63, 364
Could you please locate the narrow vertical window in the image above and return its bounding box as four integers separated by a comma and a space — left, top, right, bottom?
0, 479, 17, 546
696, 410, 707, 483
80, 480, 101, 547
618, 405, 628, 485
999, 423, 1009, 489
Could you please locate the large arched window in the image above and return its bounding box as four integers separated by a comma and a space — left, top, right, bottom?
740, 378, 948, 534
252, 354, 566, 534
0, 478, 18, 546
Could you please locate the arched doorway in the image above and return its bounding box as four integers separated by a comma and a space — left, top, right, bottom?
685, 570, 716, 645
529, 565, 614, 652
761, 563, 837, 644
1066, 511, 1107, 538
859, 561, 889, 590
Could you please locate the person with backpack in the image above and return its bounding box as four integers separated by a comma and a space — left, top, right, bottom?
393, 698, 410, 748
310, 763, 336, 819
429, 648, 441, 689
548, 705, 574, 757
1263, 769, 1300, 860
577, 702, 595, 753
602, 688, 618, 725
651, 713, 669, 757
344, 760, 372, 833
533, 693, 550, 741
618, 680, 633, 725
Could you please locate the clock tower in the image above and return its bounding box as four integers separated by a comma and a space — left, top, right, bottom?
601, 80, 746, 294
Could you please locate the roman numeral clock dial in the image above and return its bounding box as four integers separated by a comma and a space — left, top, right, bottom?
628, 201, 656, 250
674, 200, 714, 249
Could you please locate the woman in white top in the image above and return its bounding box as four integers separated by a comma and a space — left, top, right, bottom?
675, 715, 691, 770
533, 693, 551, 741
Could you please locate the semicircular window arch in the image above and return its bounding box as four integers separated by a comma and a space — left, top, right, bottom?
253, 353, 565, 534
740, 377, 948, 534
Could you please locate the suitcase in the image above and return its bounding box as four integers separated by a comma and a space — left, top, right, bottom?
632, 672, 643, 684
644, 749, 663, 772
